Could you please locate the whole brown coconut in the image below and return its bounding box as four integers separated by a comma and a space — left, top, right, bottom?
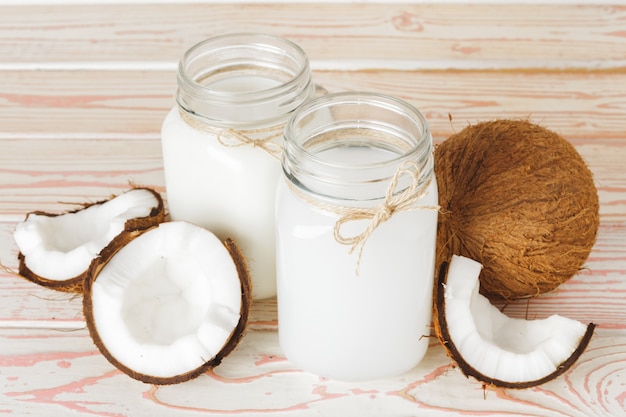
435, 120, 599, 302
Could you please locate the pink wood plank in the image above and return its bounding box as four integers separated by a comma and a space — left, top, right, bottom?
0, 4, 623, 67
4, 138, 625, 219
0, 137, 166, 216
0, 221, 278, 329
0, 3, 624, 415
2, 217, 624, 328
0, 327, 623, 416
0, 69, 625, 140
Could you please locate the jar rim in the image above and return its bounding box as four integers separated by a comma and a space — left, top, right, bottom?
282, 91, 434, 202
177, 33, 311, 105
284, 91, 431, 170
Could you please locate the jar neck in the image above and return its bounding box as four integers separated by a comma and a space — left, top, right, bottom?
176, 33, 315, 129
282, 92, 434, 204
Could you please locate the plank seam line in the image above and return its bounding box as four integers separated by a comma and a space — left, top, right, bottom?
0, 59, 625, 72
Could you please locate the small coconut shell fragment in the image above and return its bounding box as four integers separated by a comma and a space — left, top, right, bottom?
83, 221, 252, 385
435, 120, 599, 301
13, 188, 165, 293
434, 255, 596, 389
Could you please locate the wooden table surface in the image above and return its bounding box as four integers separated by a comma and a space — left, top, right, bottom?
1, 2, 625, 416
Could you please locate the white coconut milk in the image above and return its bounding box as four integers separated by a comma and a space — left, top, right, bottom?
161, 90, 280, 300
277, 139, 438, 381
161, 34, 315, 300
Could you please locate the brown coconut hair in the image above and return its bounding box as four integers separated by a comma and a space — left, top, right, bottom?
434, 120, 599, 301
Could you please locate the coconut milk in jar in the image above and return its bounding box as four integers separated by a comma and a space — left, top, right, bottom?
161, 34, 315, 299
276, 92, 438, 380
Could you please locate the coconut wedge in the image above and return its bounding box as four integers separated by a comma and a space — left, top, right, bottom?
434, 255, 595, 389
83, 221, 251, 385
13, 188, 165, 292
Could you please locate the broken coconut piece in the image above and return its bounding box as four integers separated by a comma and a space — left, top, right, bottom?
83, 221, 251, 385
13, 188, 165, 292
434, 255, 595, 389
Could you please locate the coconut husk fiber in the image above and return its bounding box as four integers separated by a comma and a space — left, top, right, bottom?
435, 119, 599, 302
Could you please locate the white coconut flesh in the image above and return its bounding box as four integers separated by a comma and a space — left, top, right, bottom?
442, 255, 594, 386
86, 221, 244, 381
13, 188, 161, 281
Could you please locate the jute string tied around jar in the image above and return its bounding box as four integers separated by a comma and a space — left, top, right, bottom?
180, 110, 283, 159
291, 160, 440, 275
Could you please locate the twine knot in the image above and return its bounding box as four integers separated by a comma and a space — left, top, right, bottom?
180, 110, 283, 159
333, 160, 438, 275
216, 128, 283, 159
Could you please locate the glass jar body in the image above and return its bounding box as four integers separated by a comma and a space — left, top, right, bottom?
276, 92, 438, 380
161, 34, 314, 300
276, 179, 438, 380
162, 108, 280, 299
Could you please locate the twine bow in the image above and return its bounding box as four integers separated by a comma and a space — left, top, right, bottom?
333, 160, 439, 275
180, 110, 283, 159
215, 128, 283, 159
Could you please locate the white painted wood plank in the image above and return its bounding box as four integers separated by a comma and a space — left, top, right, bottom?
0, 327, 623, 416
0, 3, 624, 415
0, 4, 623, 69
0, 69, 624, 140
1, 136, 623, 217
0, 0, 621, 4
2, 210, 625, 327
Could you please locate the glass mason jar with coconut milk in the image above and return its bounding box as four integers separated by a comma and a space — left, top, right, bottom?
161, 33, 316, 299
276, 92, 438, 381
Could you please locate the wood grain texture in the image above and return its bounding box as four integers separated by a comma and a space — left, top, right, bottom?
1, 136, 625, 219
1, 217, 622, 327
1, 69, 625, 138
0, 4, 624, 68
0, 2, 625, 416
1, 327, 624, 417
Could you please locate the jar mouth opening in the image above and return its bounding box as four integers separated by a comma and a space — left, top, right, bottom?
282, 92, 434, 202
284, 92, 432, 171
177, 33, 311, 105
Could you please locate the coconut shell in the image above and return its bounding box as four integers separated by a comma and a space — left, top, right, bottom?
16, 187, 165, 293
435, 120, 599, 301
218, 238, 253, 362
433, 261, 596, 389
83, 232, 252, 385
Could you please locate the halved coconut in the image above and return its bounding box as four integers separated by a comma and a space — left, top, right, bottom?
13, 188, 165, 292
83, 221, 251, 385
434, 255, 595, 388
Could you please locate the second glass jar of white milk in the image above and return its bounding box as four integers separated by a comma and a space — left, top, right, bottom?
161, 34, 315, 299
276, 92, 439, 380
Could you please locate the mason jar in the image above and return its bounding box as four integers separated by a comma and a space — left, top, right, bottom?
161, 33, 316, 299
276, 92, 438, 380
